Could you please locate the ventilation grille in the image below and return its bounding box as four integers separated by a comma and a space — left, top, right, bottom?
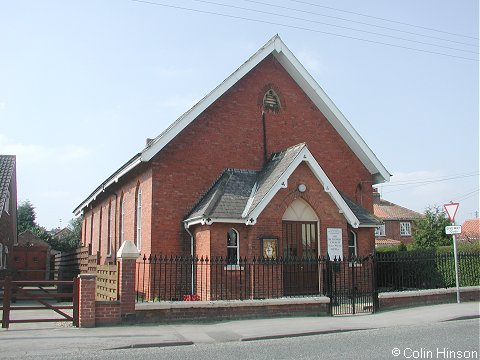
263, 89, 281, 111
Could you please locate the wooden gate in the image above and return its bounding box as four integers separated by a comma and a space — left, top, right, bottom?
326, 256, 377, 315
0, 276, 79, 328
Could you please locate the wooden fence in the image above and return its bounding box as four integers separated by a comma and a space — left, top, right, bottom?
52, 246, 89, 280
96, 264, 118, 301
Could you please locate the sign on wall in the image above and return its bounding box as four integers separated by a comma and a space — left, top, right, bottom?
327, 228, 343, 260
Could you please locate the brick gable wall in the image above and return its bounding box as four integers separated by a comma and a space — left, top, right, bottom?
150, 55, 373, 255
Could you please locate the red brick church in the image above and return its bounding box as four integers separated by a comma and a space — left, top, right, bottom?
74, 35, 390, 271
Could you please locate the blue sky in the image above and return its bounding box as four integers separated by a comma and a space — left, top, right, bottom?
0, 0, 478, 229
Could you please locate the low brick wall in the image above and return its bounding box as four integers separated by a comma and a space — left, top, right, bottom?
135, 297, 330, 323
95, 301, 121, 326
378, 286, 480, 310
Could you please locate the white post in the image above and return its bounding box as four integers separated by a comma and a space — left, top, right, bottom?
452, 229, 461, 303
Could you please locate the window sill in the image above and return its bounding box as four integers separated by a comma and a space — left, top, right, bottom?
224, 265, 244, 271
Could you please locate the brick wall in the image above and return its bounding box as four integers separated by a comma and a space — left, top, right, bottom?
95, 301, 121, 325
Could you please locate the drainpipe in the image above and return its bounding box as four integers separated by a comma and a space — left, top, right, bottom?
184, 222, 195, 295
262, 111, 268, 165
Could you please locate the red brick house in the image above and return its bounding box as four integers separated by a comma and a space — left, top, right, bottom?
0, 155, 17, 273
373, 190, 422, 245
74, 36, 389, 293
13, 230, 51, 280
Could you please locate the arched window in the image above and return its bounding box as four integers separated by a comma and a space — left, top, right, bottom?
1, 245, 8, 270
135, 187, 142, 251
4, 190, 10, 214
107, 201, 113, 257
227, 228, 239, 265
348, 231, 357, 259
90, 212, 94, 254
119, 193, 125, 244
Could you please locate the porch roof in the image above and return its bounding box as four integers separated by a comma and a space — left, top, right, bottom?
185, 144, 378, 229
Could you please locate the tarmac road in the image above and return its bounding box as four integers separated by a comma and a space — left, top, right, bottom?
0, 302, 479, 359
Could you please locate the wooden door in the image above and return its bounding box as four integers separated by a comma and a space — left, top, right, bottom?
282, 221, 319, 296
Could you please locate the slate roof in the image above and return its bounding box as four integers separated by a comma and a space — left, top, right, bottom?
0, 155, 15, 214
186, 144, 378, 227
340, 193, 382, 226
246, 143, 305, 217
373, 199, 422, 221
187, 169, 258, 220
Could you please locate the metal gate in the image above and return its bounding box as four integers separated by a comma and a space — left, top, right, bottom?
0, 275, 79, 328
326, 256, 377, 316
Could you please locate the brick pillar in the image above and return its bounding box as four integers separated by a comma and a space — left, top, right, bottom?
117, 240, 140, 319
78, 274, 96, 328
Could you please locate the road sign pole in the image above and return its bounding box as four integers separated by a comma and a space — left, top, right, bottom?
444, 202, 461, 303
452, 228, 461, 303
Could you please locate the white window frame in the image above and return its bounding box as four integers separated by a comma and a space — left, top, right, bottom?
4, 190, 10, 214
0, 243, 3, 269
375, 224, 386, 237
136, 189, 142, 251
400, 222, 411, 236
348, 230, 357, 258
226, 228, 240, 266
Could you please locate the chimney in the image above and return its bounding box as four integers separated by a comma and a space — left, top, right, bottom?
145, 138, 154, 147
373, 188, 381, 204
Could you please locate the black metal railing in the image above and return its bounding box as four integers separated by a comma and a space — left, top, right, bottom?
136, 255, 329, 302
375, 251, 480, 292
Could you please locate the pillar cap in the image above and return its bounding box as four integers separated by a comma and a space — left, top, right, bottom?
117, 240, 140, 259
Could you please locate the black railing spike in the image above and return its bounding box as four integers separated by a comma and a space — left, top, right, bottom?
153, 254, 157, 262
148, 254, 152, 262
142, 254, 147, 261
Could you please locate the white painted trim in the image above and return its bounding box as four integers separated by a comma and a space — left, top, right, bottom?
247, 146, 360, 228
184, 217, 246, 229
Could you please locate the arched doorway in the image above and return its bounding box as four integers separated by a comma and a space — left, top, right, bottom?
282, 199, 319, 296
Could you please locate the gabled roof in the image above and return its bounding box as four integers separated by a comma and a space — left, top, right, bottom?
74, 35, 390, 215
185, 144, 379, 229
373, 199, 423, 221
0, 155, 15, 214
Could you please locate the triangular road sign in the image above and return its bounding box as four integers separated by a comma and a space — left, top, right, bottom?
444, 202, 459, 222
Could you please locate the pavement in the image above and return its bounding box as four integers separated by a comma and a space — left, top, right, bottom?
0, 302, 479, 355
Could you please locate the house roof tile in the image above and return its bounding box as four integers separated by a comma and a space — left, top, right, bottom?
0, 155, 15, 215
460, 218, 480, 240
373, 199, 422, 221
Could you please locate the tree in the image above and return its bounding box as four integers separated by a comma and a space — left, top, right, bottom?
16, 200, 82, 252
17, 200, 37, 233
413, 205, 452, 249
55, 216, 82, 251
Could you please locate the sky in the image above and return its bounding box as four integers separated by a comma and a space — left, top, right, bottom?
0, 0, 478, 230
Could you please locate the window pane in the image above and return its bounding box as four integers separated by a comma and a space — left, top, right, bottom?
227, 229, 237, 246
